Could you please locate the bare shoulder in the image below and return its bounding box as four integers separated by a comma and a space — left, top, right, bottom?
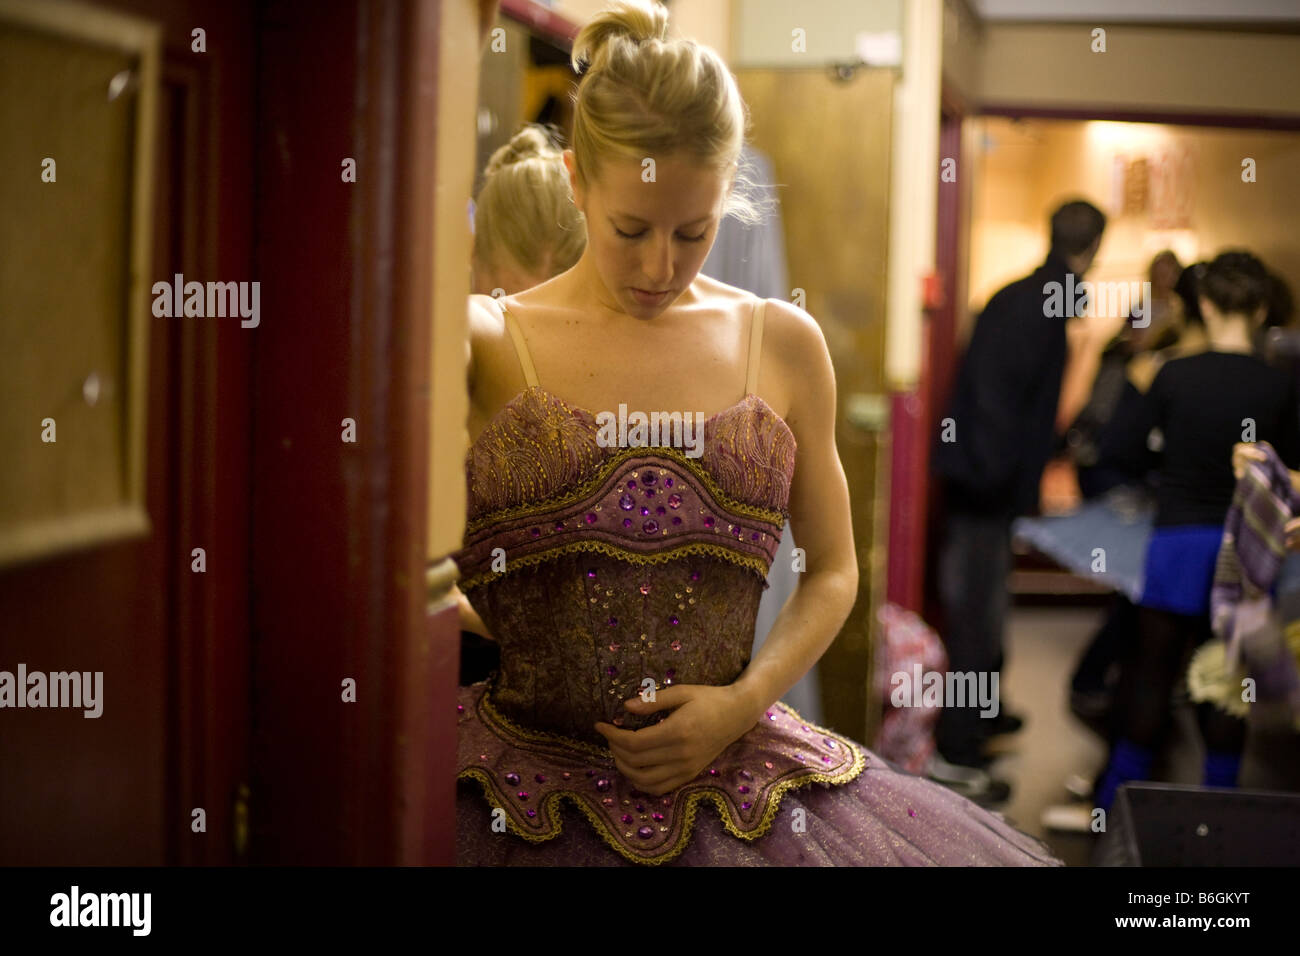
761, 297, 831, 383
468, 293, 505, 338
758, 297, 835, 428
761, 296, 825, 355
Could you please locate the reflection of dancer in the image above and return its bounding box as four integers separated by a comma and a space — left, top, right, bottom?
453, 0, 1058, 864
458, 124, 588, 685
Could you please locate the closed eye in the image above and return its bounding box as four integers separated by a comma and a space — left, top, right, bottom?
615, 227, 708, 242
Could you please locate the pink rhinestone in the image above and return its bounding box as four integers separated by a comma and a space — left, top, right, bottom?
639, 584, 650, 595
526, 809, 537, 818
517, 791, 529, 800
703, 516, 714, 528
671, 640, 682, 651
669, 615, 679, 626
586, 512, 597, 524
535, 773, 547, 783
602, 797, 615, 807
764, 761, 774, 769
562, 772, 571, 779
667, 493, 682, 509
456, 704, 464, 714
652, 812, 665, 822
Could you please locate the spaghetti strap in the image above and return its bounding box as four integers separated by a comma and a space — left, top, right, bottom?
744, 298, 766, 397
497, 298, 539, 389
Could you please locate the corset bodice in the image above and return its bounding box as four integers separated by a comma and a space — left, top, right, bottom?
454, 384, 797, 744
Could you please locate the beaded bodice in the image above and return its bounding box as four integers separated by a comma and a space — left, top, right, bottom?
456, 381, 797, 743
452, 297, 864, 864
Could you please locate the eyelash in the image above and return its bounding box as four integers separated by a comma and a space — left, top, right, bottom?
615, 228, 707, 242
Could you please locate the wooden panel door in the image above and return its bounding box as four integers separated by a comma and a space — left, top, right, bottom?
735, 67, 894, 742
0, 0, 255, 865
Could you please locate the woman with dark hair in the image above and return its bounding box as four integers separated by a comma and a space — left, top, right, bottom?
1096, 251, 1300, 811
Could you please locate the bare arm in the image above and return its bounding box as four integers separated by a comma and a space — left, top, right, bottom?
456, 584, 493, 639
730, 301, 859, 724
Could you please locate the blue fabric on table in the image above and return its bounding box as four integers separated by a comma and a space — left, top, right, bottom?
1011, 489, 1154, 602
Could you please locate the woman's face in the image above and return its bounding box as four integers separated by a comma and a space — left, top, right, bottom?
566, 149, 731, 318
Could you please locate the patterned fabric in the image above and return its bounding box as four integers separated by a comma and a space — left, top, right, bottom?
1190, 443, 1300, 725
1211, 441, 1300, 660
452, 296, 1060, 866
873, 604, 946, 775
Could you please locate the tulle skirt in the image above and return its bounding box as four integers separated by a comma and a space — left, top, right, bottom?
457, 745, 1062, 866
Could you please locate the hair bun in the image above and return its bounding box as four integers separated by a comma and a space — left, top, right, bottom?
571, 0, 670, 76
484, 124, 559, 176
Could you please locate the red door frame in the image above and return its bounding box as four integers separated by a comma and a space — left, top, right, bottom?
886, 83, 966, 615
248, 0, 454, 865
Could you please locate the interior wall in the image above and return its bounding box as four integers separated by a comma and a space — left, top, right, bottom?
548, 0, 731, 55
968, 117, 1300, 327
979, 23, 1300, 118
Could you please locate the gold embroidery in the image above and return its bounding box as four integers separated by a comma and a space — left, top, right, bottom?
467, 442, 788, 535
477, 687, 616, 761
457, 538, 774, 592
459, 699, 868, 865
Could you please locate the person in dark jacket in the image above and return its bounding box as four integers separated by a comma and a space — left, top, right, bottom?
931, 199, 1107, 787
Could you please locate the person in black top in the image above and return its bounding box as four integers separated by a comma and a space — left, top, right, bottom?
931, 200, 1107, 788
1095, 251, 1300, 812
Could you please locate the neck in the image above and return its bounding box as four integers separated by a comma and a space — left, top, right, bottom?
1207, 321, 1254, 354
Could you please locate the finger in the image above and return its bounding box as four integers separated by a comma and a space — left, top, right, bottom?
631, 767, 688, 795
597, 718, 680, 754
622, 685, 691, 715
610, 755, 680, 792
606, 741, 682, 770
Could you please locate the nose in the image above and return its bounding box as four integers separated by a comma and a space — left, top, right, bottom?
642, 234, 673, 287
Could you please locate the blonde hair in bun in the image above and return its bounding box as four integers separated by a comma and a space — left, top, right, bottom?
569, 0, 768, 226
473, 123, 586, 278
